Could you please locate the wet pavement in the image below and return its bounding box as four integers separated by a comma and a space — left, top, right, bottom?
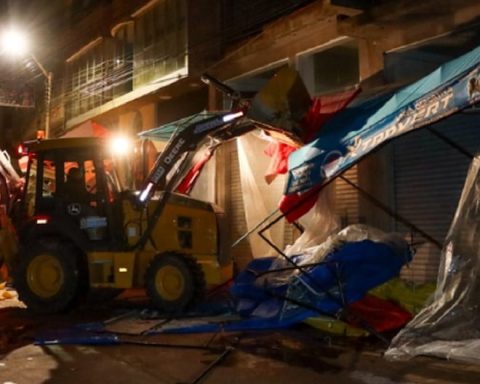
1, 295, 480, 384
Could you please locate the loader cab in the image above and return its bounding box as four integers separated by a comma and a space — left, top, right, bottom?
21, 138, 124, 246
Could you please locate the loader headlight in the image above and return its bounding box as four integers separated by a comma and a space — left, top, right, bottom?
222, 111, 244, 122
109, 135, 133, 156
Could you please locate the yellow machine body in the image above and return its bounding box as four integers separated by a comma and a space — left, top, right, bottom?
9, 136, 235, 312
86, 194, 232, 290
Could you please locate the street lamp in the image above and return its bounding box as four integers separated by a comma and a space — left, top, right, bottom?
1, 27, 53, 138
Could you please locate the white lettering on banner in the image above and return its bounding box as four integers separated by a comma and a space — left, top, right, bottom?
347, 88, 454, 158
427, 101, 439, 116
441, 90, 454, 108
415, 89, 453, 122
290, 163, 314, 190
288, 86, 459, 194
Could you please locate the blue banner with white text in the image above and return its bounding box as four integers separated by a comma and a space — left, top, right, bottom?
286, 46, 480, 196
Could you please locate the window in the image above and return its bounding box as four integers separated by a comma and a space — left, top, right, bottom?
36, 154, 58, 214
25, 157, 37, 217
112, 23, 134, 97
227, 64, 288, 94
42, 160, 56, 198
102, 158, 120, 202
298, 40, 359, 96
384, 27, 480, 84
83, 160, 97, 194
66, 39, 116, 120
177, 216, 192, 249
133, 0, 187, 87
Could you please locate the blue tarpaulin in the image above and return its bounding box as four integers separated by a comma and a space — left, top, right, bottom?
145, 239, 412, 333
33, 238, 412, 342
286, 45, 480, 196
231, 239, 411, 325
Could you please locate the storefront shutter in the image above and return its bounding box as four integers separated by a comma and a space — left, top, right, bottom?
393, 111, 480, 282
335, 166, 359, 227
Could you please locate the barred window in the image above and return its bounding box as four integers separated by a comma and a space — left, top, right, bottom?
297, 40, 359, 96
66, 39, 115, 120
133, 0, 187, 87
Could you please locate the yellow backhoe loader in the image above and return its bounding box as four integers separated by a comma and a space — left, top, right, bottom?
0, 69, 307, 314
0, 109, 257, 313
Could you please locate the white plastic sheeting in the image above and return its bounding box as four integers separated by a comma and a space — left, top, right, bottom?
386, 155, 480, 363
189, 151, 216, 203
267, 224, 408, 286
237, 132, 344, 258
237, 133, 286, 257
285, 182, 339, 257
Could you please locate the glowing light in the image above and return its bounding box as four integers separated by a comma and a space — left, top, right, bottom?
118, 267, 128, 273
36, 218, 48, 224
222, 111, 244, 122
109, 135, 132, 156
1, 27, 29, 57
139, 182, 154, 202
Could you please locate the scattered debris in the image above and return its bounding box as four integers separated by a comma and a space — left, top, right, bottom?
0, 282, 17, 301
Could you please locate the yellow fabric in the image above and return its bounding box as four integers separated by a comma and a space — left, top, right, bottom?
370, 278, 436, 315
303, 316, 369, 337
304, 278, 436, 336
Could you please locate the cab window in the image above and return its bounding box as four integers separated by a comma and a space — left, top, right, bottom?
42, 160, 56, 198
25, 157, 37, 216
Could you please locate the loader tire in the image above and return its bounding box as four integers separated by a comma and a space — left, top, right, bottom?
145, 253, 206, 313
14, 239, 84, 314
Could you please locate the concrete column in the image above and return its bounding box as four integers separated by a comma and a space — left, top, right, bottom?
358, 38, 385, 86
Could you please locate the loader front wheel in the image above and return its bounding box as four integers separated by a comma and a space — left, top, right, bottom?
145, 253, 205, 313
15, 240, 83, 313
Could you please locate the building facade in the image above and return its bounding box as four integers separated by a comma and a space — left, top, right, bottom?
13, 0, 480, 282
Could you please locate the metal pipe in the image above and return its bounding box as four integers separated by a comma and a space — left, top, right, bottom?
45, 71, 52, 138
428, 127, 474, 159
338, 175, 442, 249
30, 53, 52, 138
188, 346, 234, 384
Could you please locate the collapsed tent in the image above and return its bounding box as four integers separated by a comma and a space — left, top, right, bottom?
385, 155, 480, 363
139, 46, 480, 226
216, 46, 480, 350
131, 46, 480, 346
285, 45, 480, 213
230, 225, 412, 329
119, 225, 414, 335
